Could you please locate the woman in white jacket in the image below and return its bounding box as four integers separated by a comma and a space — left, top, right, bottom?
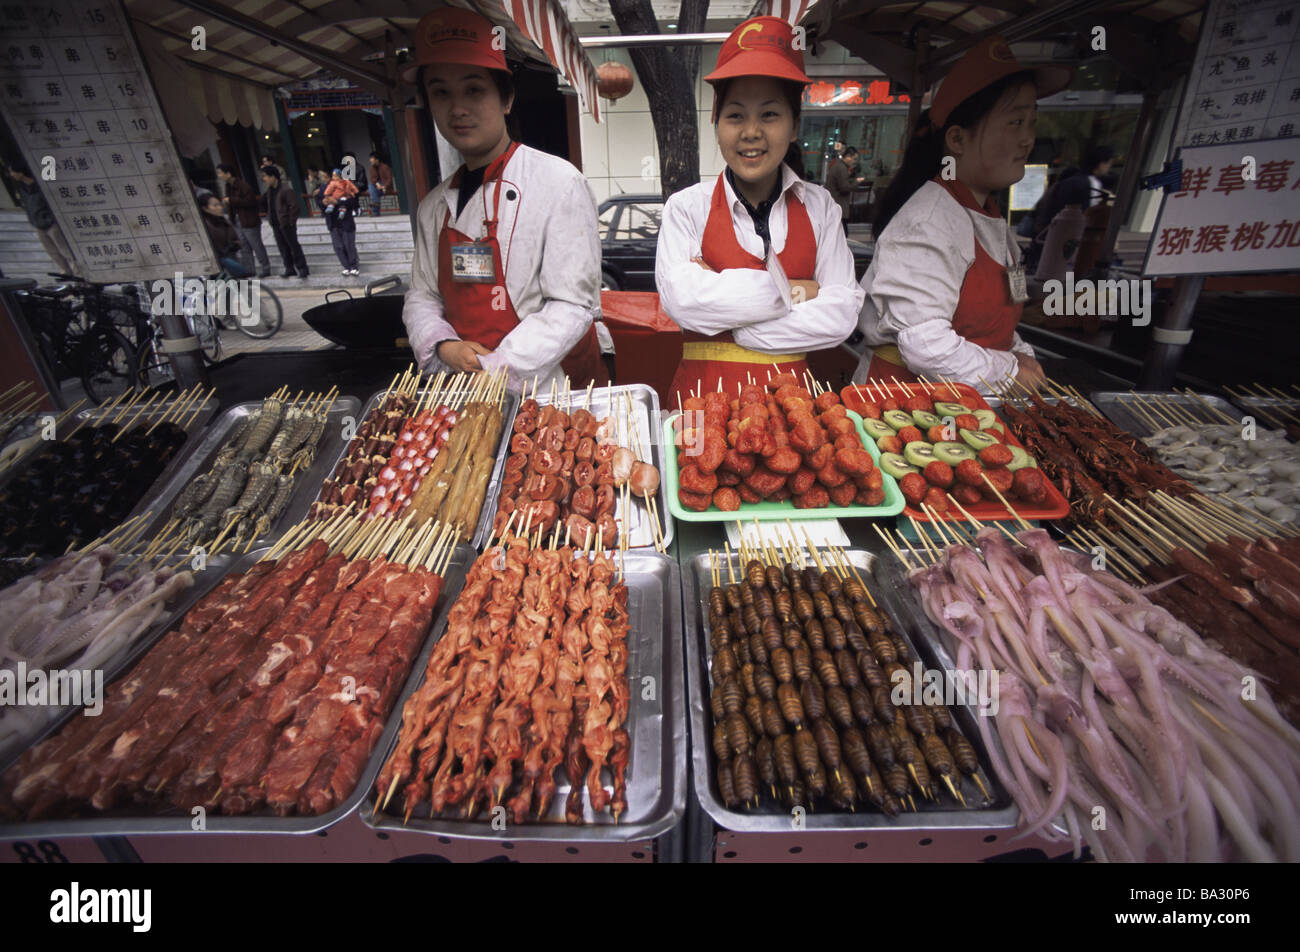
655, 16, 863, 405
400, 8, 606, 391
855, 35, 1072, 394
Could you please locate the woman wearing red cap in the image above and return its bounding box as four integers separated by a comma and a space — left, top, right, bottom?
854, 36, 1072, 393
655, 16, 864, 405
401, 8, 606, 390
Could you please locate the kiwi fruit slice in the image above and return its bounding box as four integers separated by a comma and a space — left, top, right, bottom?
911, 409, 942, 429
934, 401, 969, 418
984, 420, 1006, 435
903, 441, 937, 468
959, 428, 999, 451
973, 409, 999, 429
861, 417, 895, 441
879, 452, 919, 479
883, 409, 914, 431
1007, 445, 1039, 472
933, 441, 976, 465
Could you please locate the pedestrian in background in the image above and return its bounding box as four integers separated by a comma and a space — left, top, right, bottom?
368, 152, 395, 215
825, 145, 859, 235
325, 182, 361, 277
261, 165, 309, 279
199, 194, 250, 278
4, 158, 79, 278
217, 162, 271, 277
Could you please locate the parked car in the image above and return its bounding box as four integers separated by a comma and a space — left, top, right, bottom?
597, 192, 871, 292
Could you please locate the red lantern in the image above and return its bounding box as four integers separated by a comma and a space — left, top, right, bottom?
597, 61, 634, 101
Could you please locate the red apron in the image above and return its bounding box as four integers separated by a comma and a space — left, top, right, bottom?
668, 173, 817, 408
437, 141, 607, 387
865, 178, 1023, 386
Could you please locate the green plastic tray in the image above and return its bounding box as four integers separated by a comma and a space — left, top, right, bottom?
663, 410, 905, 522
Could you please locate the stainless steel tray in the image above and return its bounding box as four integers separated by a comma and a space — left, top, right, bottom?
1223, 393, 1298, 433
479, 383, 674, 551
0, 398, 217, 556
1090, 391, 1242, 439
0, 543, 474, 838
310, 385, 519, 548
684, 548, 1017, 833
362, 549, 686, 842
0, 549, 240, 773
136, 396, 361, 550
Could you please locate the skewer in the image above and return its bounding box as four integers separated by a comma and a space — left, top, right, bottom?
908, 516, 939, 564
979, 474, 1031, 531
723, 540, 736, 583
874, 523, 915, 571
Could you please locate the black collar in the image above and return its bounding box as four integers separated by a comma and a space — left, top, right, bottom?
726, 167, 783, 216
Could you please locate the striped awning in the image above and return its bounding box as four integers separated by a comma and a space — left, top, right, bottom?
504, 0, 602, 121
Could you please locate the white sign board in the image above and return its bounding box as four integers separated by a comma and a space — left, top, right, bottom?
1175, 0, 1300, 148
1010, 164, 1048, 212
0, 0, 216, 281
1143, 138, 1300, 276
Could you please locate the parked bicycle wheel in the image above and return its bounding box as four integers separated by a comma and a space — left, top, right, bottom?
190, 311, 223, 363
79, 325, 138, 404
235, 282, 283, 339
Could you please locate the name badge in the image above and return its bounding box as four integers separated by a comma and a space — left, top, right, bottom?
450, 242, 495, 283
1006, 265, 1029, 303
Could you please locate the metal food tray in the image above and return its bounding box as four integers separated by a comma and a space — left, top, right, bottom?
0, 398, 218, 551
479, 383, 674, 551
1090, 391, 1242, 440
363, 549, 687, 842
134, 396, 361, 550
0, 550, 240, 775
0, 543, 474, 838
308, 385, 520, 550
684, 548, 1017, 833
1218, 394, 1296, 433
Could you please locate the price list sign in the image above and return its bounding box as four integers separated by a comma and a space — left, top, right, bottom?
0, 0, 216, 280
1175, 0, 1300, 148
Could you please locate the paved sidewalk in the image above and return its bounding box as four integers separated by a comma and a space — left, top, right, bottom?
217, 288, 340, 358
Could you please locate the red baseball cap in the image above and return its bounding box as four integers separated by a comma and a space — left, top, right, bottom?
402, 8, 508, 84
705, 16, 812, 87
929, 35, 1073, 128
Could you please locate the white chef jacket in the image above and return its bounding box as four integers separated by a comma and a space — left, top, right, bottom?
655, 164, 864, 353
402, 144, 600, 391
855, 180, 1035, 392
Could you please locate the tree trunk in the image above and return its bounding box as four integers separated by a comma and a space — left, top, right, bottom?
608, 0, 711, 198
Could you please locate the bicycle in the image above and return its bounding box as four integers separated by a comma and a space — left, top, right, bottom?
17, 277, 139, 404
125, 269, 283, 387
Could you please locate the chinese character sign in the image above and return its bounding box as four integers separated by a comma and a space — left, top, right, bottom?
802, 77, 911, 108
0, 0, 216, 280
1177, 0, 1300, 147
1145, 139, 1300, 276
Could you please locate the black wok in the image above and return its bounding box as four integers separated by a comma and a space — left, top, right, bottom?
302, 274, 408, 349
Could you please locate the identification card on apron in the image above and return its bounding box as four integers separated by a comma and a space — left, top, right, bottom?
1006, 264, 1029, 303
449, 242, 496, 283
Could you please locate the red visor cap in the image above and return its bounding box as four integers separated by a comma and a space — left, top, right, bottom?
705, 17, 811, 122
930, 34, 1074, 128
402, 8, 509, 84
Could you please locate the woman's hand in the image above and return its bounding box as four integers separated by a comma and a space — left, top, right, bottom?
691, 256, 715, 272
790, 279, 820, 303
1013, 354, 1047, 392
436, 339, 484, 373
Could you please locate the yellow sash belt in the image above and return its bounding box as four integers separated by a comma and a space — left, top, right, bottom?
680, 341, 805, 364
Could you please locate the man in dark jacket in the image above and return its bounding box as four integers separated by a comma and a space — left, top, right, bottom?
6, 160, 80, 277
825, 146, 859, 235
217, 163, 270, 277
261, 166, 308, 278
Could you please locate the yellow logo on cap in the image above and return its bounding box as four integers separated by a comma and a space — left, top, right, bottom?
737, 22, 763, 50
